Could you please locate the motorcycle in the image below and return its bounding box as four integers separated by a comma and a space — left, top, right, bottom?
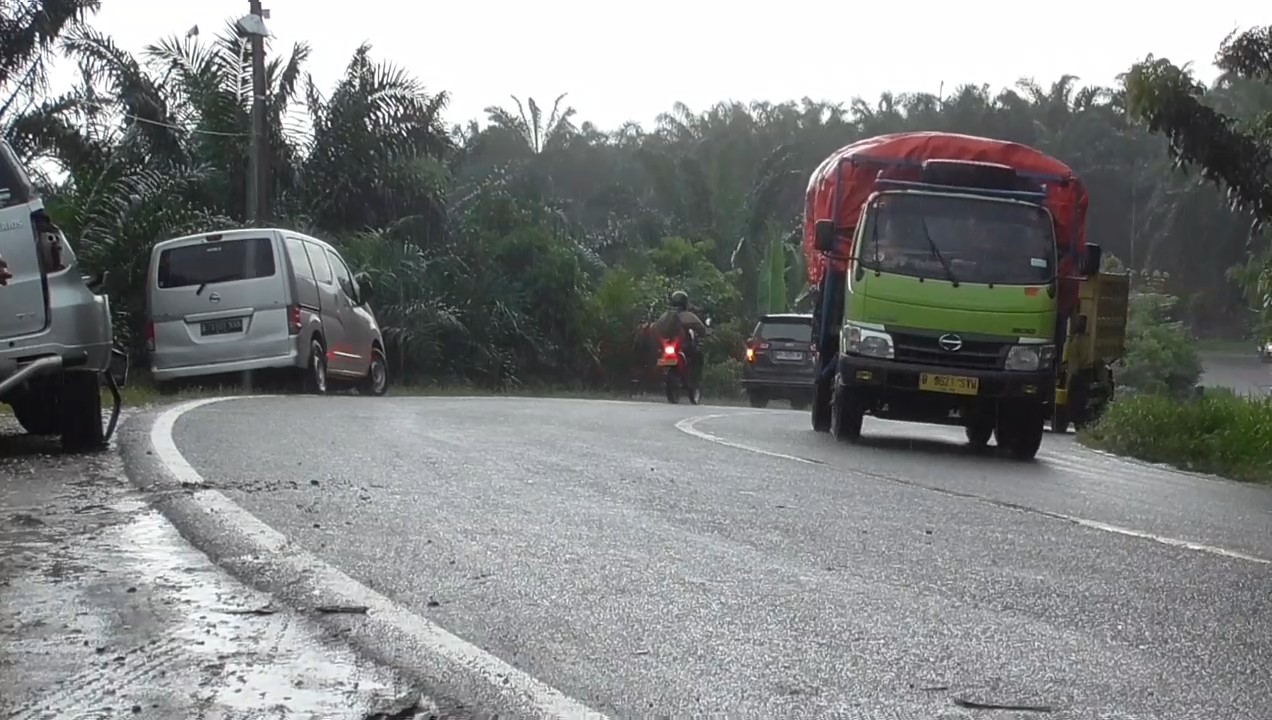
659, 318, 711, 405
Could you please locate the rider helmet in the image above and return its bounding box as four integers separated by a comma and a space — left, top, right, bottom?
670, 290, 689, 311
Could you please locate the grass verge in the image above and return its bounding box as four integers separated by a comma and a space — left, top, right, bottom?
1078, 389, 1272, 483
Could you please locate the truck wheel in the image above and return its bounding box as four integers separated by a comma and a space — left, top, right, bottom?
811, 377, 832, 432
1050, 405, 1071, 434
998, 404, 1044, 461
830, 381, 864, 441
965, 416, 994, 450
60, 371, 104, 452
13, 395, 60, 435
748, 391, 768, 409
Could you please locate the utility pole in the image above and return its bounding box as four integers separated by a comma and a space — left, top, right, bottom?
243, 0, 270, 226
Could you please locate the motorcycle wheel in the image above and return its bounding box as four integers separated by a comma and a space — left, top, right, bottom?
665, 369, 680, 404
689, 386, 701, 405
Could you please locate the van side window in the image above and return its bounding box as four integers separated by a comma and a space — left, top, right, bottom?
326, 250, 356, 299
284, 237, 314, 279
306, 242, 333, 284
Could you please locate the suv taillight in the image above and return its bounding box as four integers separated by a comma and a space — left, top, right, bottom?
32, 211, 67, 272
144, 320, 155, 352
287, 304, 302, 335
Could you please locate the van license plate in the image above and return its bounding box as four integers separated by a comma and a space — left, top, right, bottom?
919, 373, 978, 395
200, 318, 244, 336
774, 351, 803, 361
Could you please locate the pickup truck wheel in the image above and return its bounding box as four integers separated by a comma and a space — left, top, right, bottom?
811, 378, 832, 432
60, 371, 104, 452
358, 349, 389, 396
830, 380, 864, 441
13, 396, 60, 435
747, 390, 768, 409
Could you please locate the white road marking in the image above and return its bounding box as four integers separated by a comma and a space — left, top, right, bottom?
150, 396, 610, 720
675, 413, 1271, 566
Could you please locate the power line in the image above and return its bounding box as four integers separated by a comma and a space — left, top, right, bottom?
75, 97, 251, 138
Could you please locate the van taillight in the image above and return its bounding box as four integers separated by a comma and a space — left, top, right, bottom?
287, 305, 301, 335
144, 321, 155, 352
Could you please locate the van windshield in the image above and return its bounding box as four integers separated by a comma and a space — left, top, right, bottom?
157, 237, 277, 289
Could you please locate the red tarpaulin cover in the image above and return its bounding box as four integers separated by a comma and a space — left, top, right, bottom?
802, 131, 1088, 295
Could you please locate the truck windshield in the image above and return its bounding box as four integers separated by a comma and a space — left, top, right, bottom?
864, 193, 1056, 286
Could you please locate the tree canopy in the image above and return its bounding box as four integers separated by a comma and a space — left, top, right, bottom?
4, 7, 1270, 388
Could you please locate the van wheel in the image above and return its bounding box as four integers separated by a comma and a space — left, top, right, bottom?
306, 339, 328, 395
60, 371, 104, 452
359, 349, 389, 396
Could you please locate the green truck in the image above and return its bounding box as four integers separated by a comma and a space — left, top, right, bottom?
804, 132, 1129, 459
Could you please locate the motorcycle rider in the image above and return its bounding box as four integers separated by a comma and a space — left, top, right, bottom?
654, 290, 708, 385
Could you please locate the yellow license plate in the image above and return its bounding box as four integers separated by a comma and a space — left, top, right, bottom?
919, 373, 979, 395
657, 357, 678, 367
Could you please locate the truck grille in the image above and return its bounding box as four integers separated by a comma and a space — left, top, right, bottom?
890, 331, 1007, 370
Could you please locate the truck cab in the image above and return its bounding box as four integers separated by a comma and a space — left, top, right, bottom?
823, 169, 1061, 457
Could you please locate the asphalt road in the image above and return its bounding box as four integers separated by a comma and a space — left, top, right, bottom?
151, 395, 1272, 720
1200, 351, 1272, 396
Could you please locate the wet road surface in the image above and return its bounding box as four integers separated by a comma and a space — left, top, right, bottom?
156, 395, 1272, 720
0, 416, 430, 720
1200, 351, 1272, 396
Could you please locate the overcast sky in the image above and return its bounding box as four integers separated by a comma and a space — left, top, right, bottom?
51, 0, 1264, 131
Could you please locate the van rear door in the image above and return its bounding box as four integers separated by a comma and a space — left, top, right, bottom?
0, 142, 47, 340
150, 232, 291, 369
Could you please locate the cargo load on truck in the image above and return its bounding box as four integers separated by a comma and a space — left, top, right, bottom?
803, 131, 1126, 460
802, 131, 1088, 299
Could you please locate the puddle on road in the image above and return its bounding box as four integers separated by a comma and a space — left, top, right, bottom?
1, 437, 419, 720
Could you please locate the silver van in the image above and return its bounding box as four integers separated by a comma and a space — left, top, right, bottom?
146, 228, 387, 395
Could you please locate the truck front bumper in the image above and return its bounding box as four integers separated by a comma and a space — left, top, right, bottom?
837, 354, 1052, 402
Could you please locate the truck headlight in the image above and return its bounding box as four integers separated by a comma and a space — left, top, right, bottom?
1005, 344, 1055, 371
844, 322, 894, 359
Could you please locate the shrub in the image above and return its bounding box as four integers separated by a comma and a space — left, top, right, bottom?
1116, 291, 1202, 398
1080, 391, 1272, 483
702, 359, 744, 400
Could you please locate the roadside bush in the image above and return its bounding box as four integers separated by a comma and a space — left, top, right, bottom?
1117, 291, 1202, 398
702, 359, 744, 400
1080, 391, 1272, 483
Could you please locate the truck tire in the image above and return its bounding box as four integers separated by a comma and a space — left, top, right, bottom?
812, 377, 832, 432
830, 380, 864, 441
965, 416, 994, 450
997, 403, 1044, 461
748, 390, 768, 409
13, 395, 60, 435
60, 371, 104, 452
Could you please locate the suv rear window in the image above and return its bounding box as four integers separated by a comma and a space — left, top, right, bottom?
755, 318, 813, 343
157, 237, 277, 289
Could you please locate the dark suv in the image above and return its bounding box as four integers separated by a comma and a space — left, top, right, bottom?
741, 313, 816, 409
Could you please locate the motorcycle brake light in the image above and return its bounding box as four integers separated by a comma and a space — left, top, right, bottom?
663, 344, 676, 356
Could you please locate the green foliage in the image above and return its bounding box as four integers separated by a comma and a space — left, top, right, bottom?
1082, 391, 1272, 483
11, 14, 1272, 399
701, 358, 744, 400
1117, 291, 1203, 398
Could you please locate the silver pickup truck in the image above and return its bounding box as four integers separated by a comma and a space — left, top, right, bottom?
0, 141, 125, 451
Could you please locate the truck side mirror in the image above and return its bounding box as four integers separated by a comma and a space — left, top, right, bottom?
814, 220, 836, 253
1081, 244, 1103, 277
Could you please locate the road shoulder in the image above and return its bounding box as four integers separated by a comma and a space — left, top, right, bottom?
0, 415, 426, 720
